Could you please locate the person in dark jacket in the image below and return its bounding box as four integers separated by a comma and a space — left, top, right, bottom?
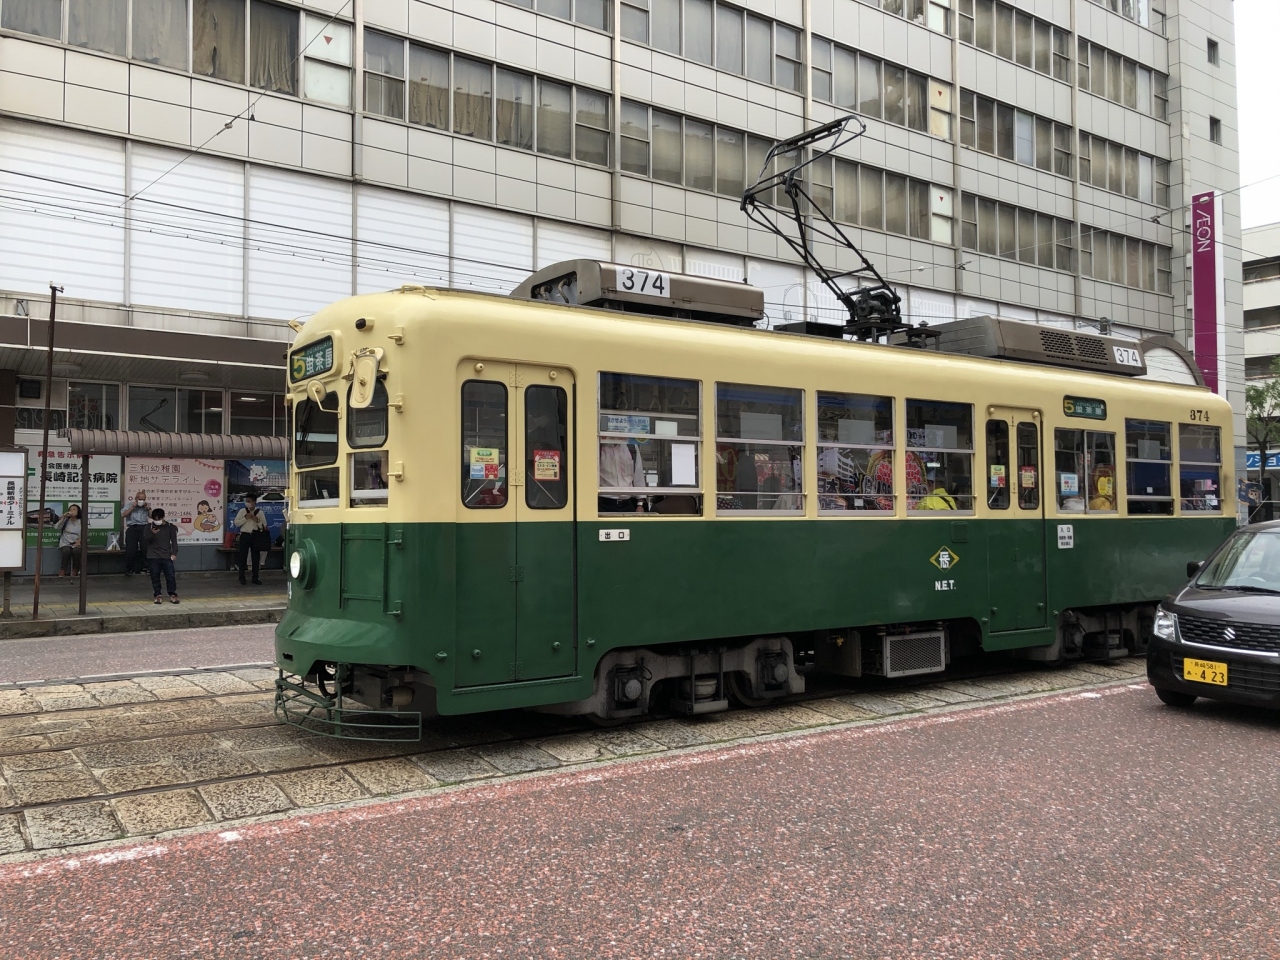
143, 508, 180, 604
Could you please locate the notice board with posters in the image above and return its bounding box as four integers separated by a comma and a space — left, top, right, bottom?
18, 435, 122, 548
224, 459, 288, 547
124, 459, 225, 544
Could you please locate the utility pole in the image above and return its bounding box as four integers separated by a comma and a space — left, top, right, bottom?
78, 454, 89, 616
31, 283, 61, 620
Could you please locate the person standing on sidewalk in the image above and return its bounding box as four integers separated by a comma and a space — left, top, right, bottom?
121, 491, 150, 576
233, 493, 270, 585
143, 508, 179, 604
55, 504, 82, 577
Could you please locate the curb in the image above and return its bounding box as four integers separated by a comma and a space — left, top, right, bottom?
0, 606, 284, 640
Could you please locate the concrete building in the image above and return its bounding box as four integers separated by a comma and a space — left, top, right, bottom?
1243, 222, 1280, 380
0, 0, 1244, 460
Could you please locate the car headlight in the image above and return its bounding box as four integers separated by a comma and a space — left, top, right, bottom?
1153, 608, 1177, 641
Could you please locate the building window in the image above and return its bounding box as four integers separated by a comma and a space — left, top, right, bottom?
231, 393, 286, 436
774, 23, 801, 91
716, 4, 743, 73
1079, 228, 1170, 293
1246, 355, 1280, 379
621, 0, 649, 43
960, 91, 1070, 173
958, 0, 1065, 80
127, 386, 223, 434
620, 100, 650, 175
1125, 419, 1173, 515
575, 88, 610, 166
249, 0, 298, 96
133, 0, 189, 69
503, 0, 610, 31
715, 383, 803, 514
960, 194, 1073, 272
301, 14, 352, 108
1209, 116, 1222, 144
812, 40, 951, 140
453, 56, 492, 140
193, 0, 246, 82
497, 69, 534, 150
1078, 39, 1168, 120
69, 382, 120, 431
537, 80, 572, 158
408, 45, 448, 129
364, 29, 405, 119
2, 0, 63, 39
1207, 38, 1219, 65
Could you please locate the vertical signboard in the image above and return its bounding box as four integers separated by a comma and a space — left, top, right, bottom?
1191, 191, 1226, 395
0, 451, 26, 568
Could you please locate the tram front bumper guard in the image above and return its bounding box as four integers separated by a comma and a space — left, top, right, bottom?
275, 670, 423, 741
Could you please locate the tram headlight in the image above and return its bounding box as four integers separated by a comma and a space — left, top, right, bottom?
289, 540, 317, 590
1153, 608, 1177, 642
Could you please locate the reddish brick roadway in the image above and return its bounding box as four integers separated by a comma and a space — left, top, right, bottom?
1, 683, 1277, 959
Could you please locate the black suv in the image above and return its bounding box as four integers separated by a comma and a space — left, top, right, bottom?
1148, 521, 1280, 710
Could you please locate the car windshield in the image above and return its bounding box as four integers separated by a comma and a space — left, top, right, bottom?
1196, 530, 1280, 591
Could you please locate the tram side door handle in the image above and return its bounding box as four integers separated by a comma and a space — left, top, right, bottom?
387, 461, 405, 481
510, 466, 524, 487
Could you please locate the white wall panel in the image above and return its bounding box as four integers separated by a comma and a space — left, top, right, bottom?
355, 186, 449, 293
805, 270, 845, 326
451, 206, 533, 295
247, 167, 352, 321
0, 120, 125, 302
747, 259, 804, 328
907, 287, 956, 326
686, 247, 746, 282
535, 221, 611, 269
129, 147, 245, 315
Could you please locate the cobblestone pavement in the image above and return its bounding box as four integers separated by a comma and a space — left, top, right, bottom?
0, 657, 1154, 860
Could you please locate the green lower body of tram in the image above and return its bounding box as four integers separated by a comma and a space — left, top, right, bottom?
274, 515, 1234, 733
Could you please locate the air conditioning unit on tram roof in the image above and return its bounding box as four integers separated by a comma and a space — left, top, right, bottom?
909, 315, 1148, 378
511, 259, 765, 328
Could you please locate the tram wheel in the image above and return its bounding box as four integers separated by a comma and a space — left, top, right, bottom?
726, 671, 773, 709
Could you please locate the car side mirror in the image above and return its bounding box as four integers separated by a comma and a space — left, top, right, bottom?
1187, 560, 1204, 578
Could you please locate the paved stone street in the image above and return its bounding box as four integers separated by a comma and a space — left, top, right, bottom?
0, 656, 1150, 859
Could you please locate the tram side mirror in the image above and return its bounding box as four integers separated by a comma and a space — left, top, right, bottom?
349, 351, 382, 409
1187, 560, 1204, 578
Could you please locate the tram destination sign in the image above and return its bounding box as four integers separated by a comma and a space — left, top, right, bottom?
1063, 396, 1107, 420
290, 337, 334, 383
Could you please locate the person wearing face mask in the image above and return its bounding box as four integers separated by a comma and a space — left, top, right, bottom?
143, 507, 180, 604
121, 490, 150, 577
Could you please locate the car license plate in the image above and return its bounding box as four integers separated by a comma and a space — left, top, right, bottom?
1183, 657, 1228, 686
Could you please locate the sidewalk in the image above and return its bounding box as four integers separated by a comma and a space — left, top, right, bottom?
0, 570, 286, 639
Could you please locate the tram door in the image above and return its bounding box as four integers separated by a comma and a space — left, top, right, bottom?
984, 407, 1048, 632
455, 361, 575, 687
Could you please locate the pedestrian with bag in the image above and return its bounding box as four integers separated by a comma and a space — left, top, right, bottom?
143, 508, 179, 604
121, 490, 150, 576
233, 493, 270, 585
55, 504, 82, 577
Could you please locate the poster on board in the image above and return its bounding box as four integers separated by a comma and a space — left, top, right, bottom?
224, 459, 288, 547
16, 433, 122, 548
124, 458, 225, 544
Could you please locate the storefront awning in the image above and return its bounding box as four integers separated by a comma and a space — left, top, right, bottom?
62, 429, 289, 460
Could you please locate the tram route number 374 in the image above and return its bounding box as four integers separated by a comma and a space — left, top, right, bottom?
618, 268, 670, 298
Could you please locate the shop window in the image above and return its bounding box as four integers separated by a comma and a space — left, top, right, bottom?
133, 0, 188, 69
69, 0, 126, 56
1179, 424, 1221, 512
194, 0, 246, 83
231, 393, 283, 436
179, 389, 224, 434
461, 381, 507, 509
1054, 428, 1115, 512
2, 0, 63, 39
350, 451, 389, 506
817, 392, 894, 514
986, 420, 1010, 509
128, 385, 176, 433
68, 382, 119, 431
408, 45, 449, 129
1126, 418, 1173, 514
716, 383, 802, 514
348, 380, 389, 449
250, 0, 298, 96
298, 467, 340, 507
526, 385, 569, 510
906, 399, 973, 512
1016, 422, 1040, 509
294, 392, 339, 468
599, 373, 701, 516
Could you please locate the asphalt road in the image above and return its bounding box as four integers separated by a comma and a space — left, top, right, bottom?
0, 624, 275, 684
2, 683, 1276, 959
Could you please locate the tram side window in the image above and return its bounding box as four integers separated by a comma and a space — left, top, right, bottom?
716, 383, 804, 514
461, 381, 508, 509
817, 392, 894, 513
985, 420, 1010, 510
350, 452, 389, 506
1054, 428, 1116, 512
598, 372, 702, 516
295, 392, 340, 508
906, 399, 973, 512
1179, 424, 1222, 512
1125, 418, 1173, 515
1016, 421, 1040, 509
526, 385, 568, 510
